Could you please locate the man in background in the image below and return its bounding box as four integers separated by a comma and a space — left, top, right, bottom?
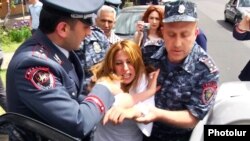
28, 0, 43, 34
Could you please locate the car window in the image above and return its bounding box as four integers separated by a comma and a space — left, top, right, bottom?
239, 0, 250, 7
114, 11, 143, 36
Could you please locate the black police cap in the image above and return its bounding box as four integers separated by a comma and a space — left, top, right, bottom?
42, 0, 104, 25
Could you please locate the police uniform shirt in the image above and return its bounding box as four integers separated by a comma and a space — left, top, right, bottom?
147, 43, 219, 141
75, 26, 110, 95
6, 30, 114, 139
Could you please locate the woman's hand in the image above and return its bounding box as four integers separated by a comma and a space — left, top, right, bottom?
103, 106, 142, 125
136, 20, 145, 32
134, 21, 145, 45
135, 106, 159, 124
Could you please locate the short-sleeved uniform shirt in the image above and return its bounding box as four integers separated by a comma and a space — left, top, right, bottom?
144, 43, 219, 141
75, 26, 110, 95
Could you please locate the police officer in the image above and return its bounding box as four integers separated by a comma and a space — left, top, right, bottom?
6, 0, 133, 140
75, 26, 110, 95
134, 1, 220, 141
75, 4, 121, 95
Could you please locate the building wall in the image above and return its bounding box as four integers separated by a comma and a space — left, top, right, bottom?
0, 2, 27, 19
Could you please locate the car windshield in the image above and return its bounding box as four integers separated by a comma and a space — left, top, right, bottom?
114, 11, 142, 36
239, 0, 250, 7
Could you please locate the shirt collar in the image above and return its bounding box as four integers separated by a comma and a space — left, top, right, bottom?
151, 43, 200, 74
53, 43, 69, 58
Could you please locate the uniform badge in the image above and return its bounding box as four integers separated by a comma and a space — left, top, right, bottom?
178, 4, 185, 14
202, 81, 217, 104
93, 42, 101, 53
25, 67, 55, 90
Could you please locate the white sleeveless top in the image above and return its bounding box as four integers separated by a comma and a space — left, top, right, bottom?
92, 74, 154, 141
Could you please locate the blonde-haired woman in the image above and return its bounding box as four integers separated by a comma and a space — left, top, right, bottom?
90, 40, 159, 141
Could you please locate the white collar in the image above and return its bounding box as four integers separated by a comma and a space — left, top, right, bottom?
53, 43, 69, 58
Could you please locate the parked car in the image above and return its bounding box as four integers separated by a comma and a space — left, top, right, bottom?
114, 5, 165, 39
114, 5, 149, 40
224, 0, 250, 24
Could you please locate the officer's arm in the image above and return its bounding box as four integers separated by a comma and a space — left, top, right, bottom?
15, 64, 114, 138
136, 64, 219, 129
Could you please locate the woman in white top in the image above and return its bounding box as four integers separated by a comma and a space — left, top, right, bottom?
90, 40, 159, 141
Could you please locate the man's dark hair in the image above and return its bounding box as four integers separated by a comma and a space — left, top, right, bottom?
39, 7, 77, 34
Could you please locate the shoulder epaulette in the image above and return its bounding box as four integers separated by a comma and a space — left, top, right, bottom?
199, 57, 218, 73
31, 45, 49, 60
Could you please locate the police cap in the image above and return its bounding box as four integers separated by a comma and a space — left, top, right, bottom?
42, 0, 104, 25
163, 0, 198, 23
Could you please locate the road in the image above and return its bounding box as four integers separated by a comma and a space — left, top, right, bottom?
193, 0, 250, 84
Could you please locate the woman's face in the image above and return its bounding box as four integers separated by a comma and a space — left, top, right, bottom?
113, 50, 135, 85
148, 11, 160, 30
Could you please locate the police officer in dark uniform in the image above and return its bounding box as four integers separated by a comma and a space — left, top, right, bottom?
75, 26, 110, 96
6, 0, 133, 140
75, 0, 122, 95
134, 1, 220, 141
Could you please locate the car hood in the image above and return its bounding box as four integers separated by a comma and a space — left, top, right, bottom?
237, 7, 250, 14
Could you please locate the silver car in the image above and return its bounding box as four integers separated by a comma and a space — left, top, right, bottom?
224, 0, 250, 24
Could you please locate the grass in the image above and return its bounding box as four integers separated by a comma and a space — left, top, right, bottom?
2, 42, 21, 53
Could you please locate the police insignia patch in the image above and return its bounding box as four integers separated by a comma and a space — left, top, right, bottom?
202, 82, 217, 104
93, 42, 101, 53
25, 67, 55, 90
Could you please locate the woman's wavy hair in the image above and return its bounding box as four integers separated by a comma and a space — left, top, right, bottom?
91, 40, 146, 92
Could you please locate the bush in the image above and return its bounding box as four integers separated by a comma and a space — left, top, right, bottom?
0, 20, 31, 43
9, 26, 31, 42
0, 27, 11, 45
0, 20, 31, 51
